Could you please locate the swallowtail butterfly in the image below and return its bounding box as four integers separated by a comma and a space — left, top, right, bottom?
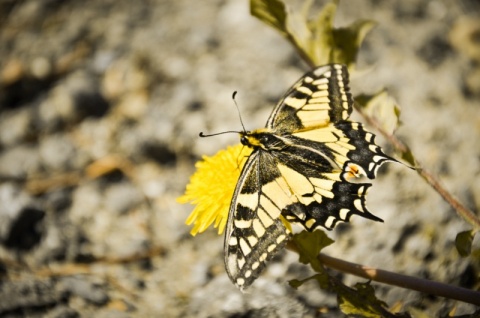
223, 64, 396, 289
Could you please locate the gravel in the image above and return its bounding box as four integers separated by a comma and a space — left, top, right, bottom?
0, 0, 479, 316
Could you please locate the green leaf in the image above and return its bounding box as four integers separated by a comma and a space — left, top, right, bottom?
250, 0, 288, 36
290, 230, 334, 289
338, 281, 390, 317
355, 90, 401, 135
354, 282, 388, 307
289, 273, 330, 290
284, 1, 312, 56
399, 144, 417, 167
292, 230, 334, 265
455, 230, 476, 257
250, 0, 375, 69
309, 2, 337, 66
332, 19, 376, 69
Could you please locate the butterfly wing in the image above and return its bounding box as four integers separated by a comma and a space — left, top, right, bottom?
270, 124, 390, 231
266, 64, 352, 132
263, 64, 395, 232
224, 150, 292, 289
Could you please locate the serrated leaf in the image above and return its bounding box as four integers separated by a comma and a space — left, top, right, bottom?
455, 230, 476, 257
250, 0, 288, 36
355, 90, 401, 135
332, 19, 376, 69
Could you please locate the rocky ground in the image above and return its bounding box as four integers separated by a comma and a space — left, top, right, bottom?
0, 0, 479, 317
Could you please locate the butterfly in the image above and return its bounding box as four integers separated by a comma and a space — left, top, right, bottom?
223, 64, 396, 289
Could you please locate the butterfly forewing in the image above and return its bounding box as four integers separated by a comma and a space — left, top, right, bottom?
224, 151, 291, 289
266, 64, 352, 132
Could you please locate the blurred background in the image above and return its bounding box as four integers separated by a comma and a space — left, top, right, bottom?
0, 0, 479, 316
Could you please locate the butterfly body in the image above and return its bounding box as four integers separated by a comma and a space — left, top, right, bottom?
224, 64, 395, 289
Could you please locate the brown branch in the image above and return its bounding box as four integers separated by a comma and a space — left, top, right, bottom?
319, 252, 480, 306
354, 102, 480, 230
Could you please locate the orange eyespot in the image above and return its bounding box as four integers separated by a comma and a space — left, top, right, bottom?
344, 163, 361, 179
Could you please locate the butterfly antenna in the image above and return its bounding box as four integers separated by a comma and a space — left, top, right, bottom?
199, 91, 246, 138
232, 91, 247, 133
199, 131, 240, 138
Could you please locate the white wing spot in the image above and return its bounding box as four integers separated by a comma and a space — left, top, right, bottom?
313, 78, 329, 85
258, 207, 274, 228
354, 199, 364, 212
339, 208, 350, 220
369, 144, 379, 152
247, 235, 258, 247
252, 219, 266, 238
234, 219, 252, 229
276, 234, 286, 244
311, 90, 329, 98
304, 76, 313, 83
240, 238, 252, 255
238, 257, 246, 269
296, 86, 313, 95
284, 96, 307, 109
229, 237, 238, 246
358, 186, 365, 195
373, 155, 384, 163
325, 216, 336, 228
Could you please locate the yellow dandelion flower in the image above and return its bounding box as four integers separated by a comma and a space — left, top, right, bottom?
177, 144, 252, 236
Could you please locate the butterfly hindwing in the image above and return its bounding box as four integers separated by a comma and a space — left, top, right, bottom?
334, 121, 394, 179
270, 127, 385, 231
282, 181, 378, 231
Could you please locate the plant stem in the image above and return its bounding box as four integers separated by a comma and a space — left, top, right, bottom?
319, 252, 480, 306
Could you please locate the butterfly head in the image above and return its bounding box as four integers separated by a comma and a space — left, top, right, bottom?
240, 129, 285, 151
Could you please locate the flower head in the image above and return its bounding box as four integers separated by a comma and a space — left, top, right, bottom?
177, 144, 252, 236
